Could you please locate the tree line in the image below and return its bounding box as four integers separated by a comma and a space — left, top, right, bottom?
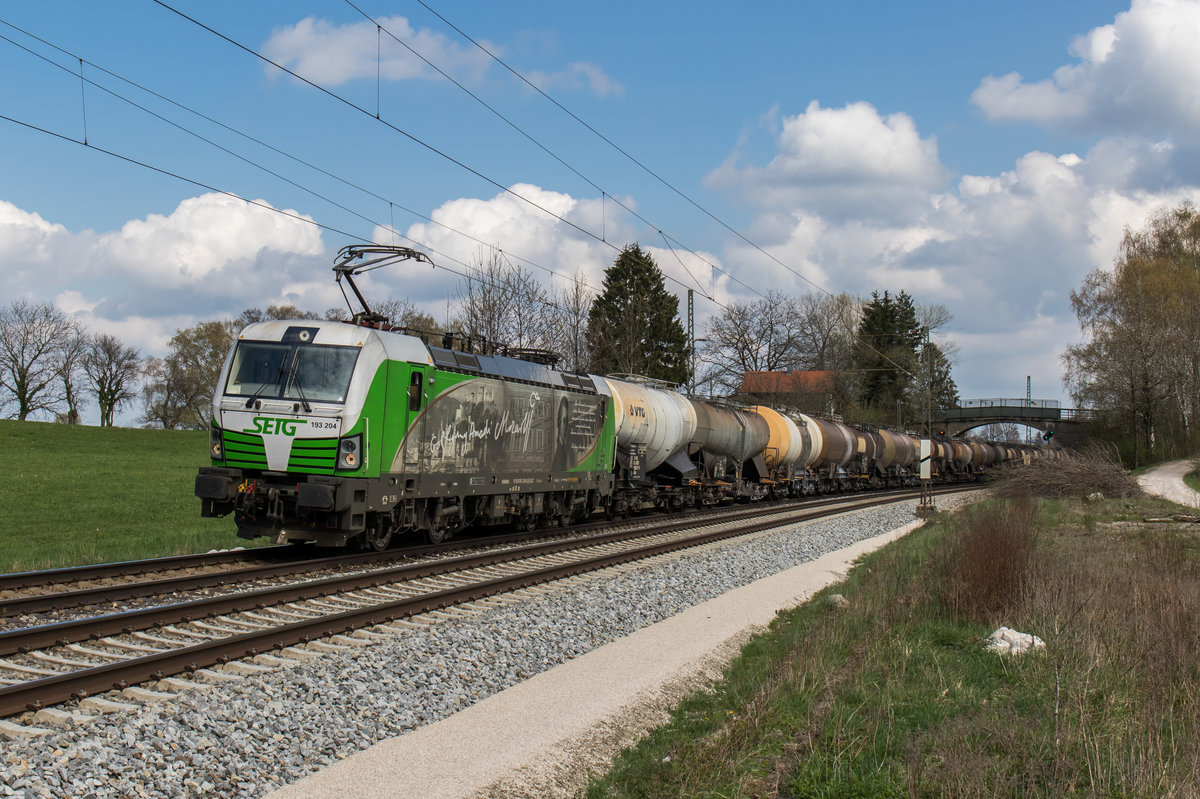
1, 243, 958, 430
1063, 201, 1200, 464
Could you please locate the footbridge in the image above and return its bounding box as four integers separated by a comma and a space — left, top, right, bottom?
936, 398, 1098, 439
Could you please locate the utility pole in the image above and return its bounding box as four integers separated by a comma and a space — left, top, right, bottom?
918, 326, 935, 518
687, 289, 695, 394
1026, 375, 1032, 444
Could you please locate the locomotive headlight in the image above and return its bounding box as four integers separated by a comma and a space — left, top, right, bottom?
338, 434, 363, 470
210, 424, 224, 460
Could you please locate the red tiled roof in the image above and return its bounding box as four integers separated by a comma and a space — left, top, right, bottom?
740, 370, 836, 394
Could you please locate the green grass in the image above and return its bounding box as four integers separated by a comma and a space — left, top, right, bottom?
584, 497, 1200, 797
1184, 462, 1200, 496
0, 419, 255, 573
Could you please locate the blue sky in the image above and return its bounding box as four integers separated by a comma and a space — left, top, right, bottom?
2, 0, 1195, 420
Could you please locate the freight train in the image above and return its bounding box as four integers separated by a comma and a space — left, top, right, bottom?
194, 246, 1051, 549
193, 318, 1049, 549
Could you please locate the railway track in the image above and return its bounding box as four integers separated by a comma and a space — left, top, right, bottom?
0, 487, 934, 621
0, 486, 975, 720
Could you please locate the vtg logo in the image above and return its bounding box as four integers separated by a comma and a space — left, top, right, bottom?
245, 417, 307, 436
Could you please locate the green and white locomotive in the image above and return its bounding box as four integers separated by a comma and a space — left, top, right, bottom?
195, 246, 617, 548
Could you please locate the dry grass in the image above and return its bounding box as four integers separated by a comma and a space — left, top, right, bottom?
585, 496, 1200, 798
938, 498, 1038, 621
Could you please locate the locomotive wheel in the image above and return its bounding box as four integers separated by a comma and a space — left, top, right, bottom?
428, 525, 452, 544
364, 526, 393, 551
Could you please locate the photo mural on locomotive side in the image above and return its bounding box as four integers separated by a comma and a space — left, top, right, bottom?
195, 314, 1055, 550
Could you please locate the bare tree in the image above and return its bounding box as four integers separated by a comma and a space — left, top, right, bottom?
796, 292, 860, 371
451, 250, 556, 353
0, 299, 76, 421
701, 292, 803, 395
141, 320, 238, 430
550, 272, 593, 373
237, 305, 320, 326
141, 357, 191, 430
56, 322, 89, 424
84, 334, 141, 426
1063, 202, 1200, 463
700, 291, 859, 396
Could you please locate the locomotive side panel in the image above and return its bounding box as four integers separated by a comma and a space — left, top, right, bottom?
392, 375, 610, 477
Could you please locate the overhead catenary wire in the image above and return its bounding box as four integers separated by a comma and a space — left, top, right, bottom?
0, 110, 576, 325
2, 9, 916, 379
405, 1, 916, 376
413, 0, 840, 302
146, 1, 766, 308
345, 0, 753, 301
0, 18, 615, 306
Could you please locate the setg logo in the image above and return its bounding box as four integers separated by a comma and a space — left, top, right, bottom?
245, 417, 307, 436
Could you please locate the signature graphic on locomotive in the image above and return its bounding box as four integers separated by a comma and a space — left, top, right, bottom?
394, 378, 605, 474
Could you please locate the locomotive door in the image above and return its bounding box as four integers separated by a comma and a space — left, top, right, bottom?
402, 365, 427, 469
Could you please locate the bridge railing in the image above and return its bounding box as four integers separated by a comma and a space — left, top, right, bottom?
942, 399, 1100, 424
958, 398, 1061, 409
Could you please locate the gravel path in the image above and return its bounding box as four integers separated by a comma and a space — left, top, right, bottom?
0, 496, 978, 798
1137, 460, 1200, 507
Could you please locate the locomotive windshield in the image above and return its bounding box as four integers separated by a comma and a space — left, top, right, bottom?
224, 340, 360, 404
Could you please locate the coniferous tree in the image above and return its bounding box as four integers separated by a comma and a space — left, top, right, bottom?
924, 340, 959, 412
851, 290, 923, 422
587, 244, 689, 384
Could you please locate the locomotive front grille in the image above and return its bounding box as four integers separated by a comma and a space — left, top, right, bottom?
220, 430, 340, 474
221, 430, 267, 469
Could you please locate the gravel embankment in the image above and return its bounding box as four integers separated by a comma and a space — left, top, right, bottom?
0, 497, 971, 798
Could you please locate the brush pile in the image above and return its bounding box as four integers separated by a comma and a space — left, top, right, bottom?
988, 445, 1142, 499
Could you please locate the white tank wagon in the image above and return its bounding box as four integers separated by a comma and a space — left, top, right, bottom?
601, 376, 697, 477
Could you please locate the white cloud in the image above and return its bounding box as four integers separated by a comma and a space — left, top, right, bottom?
390, 184, 636, 306
971, 0, 1200, 132
705, 101, 949, 223
262, 16, 495, 85
706, 95, 1200, 398
0, 194, 332, 355
0, 200, 69, 262
526, 62, 624, 97
96, 193, 323, 287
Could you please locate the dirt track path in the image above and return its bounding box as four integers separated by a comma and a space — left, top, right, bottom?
1137, 460, 1200, 507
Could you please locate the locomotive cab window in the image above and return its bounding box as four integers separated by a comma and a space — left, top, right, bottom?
408, 371, 424, 411
224, 340, 360, 404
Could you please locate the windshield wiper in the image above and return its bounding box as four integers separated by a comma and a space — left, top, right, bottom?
288, 359, 313, 413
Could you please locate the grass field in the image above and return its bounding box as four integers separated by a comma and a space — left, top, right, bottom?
585, 495, 1200, 797
1184, 462, 1200, 495
0, 419, 253, 573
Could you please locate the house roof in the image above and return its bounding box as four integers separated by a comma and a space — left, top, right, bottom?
739, 370, 836, 394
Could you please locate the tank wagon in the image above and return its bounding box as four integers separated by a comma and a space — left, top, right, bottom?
195, 246, 1053, 549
